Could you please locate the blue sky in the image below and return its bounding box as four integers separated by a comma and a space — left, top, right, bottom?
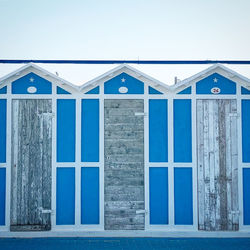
0, 0, 250, 85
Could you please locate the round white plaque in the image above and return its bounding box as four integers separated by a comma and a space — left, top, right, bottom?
27, 86, 37, 94
118, 86, 128, 94
211, 87, 221, 94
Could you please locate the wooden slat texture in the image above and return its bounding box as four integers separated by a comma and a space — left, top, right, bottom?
104, 99, 144, 230
197, 99, 239, 231
10, 99, 52, 231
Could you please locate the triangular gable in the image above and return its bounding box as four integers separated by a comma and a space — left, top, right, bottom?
80, 64, 169, 94
172, 64, 250, 94
0, 63, 78, 94
0, 86, 7, 94
57, 86, 71, 94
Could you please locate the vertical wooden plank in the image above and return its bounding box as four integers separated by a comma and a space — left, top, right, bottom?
230, 100, 239, 230
197, 100, 205, 230
11, 99, 52, 231
203, 100, 210, 230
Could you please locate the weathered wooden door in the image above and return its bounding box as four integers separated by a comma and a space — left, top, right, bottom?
197, 99, 239, 231
11, 99, 52, 231
104, 99, 144, 230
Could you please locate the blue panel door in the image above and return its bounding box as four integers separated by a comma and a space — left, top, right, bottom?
81, 99, 99, 162
56, 168, 75, 225
0, 99, 6, 163
149, 99, 168, 162
174, 168, 193, 225
149, 167, 168, 224
0, 168, 6, 225
243, 168, 250, 225
174, 99, 192, 162
242, 100, 250, 162
81, 167, 99, 224
57, 99, 76, 162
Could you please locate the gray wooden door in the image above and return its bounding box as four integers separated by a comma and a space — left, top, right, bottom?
104, 99, 144, 230
11, 99, 52, 231
197, 99, 239, 231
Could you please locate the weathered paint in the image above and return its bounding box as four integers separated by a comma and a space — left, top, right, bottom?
104, 73, 144, 94
57, 99, 76, 162
0, 99, 6, 163
56, 168, 75, 225
149, 167, 168, 225
104, 99, 144, 230
196, 73, 236, 95
57, 86, 71, 94
12, 73, 52, 94
81, 99, 99, 162
0, 168, 6, 225
11, 99, 52, 231
174, 99, 192, 162
174, 167, 193, 225
242, 100, 250, 162
81, 167, 99, 224
149, 99, 168, 162
243, 168, 250, 225
197, 99, 239, 231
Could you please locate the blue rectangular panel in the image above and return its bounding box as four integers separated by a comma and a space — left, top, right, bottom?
243, 168, 250, 225
149, 167, 168, 224
0, 99, 6, 163
81, 99, 99, 162
56, 168, 75, 225
174, 99, 192, 162
174, 167, 193, 225
0, 168, 6, 225
81, 167, 99, 224
57, 99, 76, 162
149, 99, 168, 162
242, 100, 250, 162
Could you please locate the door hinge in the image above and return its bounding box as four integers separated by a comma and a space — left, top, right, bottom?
136, 209, 147, 215
39, 207, 54, 214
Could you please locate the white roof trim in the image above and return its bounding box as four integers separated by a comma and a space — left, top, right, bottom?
80, 63, 169, 91
0, 63, 78, 90
172, 64, 250, 91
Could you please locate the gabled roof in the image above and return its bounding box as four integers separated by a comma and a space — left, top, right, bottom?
80, 64, 169, 92
0, 63, 78, 91
172, 64, 250, 92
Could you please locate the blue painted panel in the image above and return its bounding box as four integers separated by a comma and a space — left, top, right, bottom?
0, 86, 7, 94
0, 168, 6, 225
177, 86, 191, 94
0, 99, 6, 163
243, 168, 250, 225
174, 167, 193, 225
104, 73, 144, 94
196, 73, 236, 94
149, 99, 168, 162
85, 86, 99, 94
12, 72, 52, 94
149, 86, 163, 94
174, 99, 192, 162
149, 167, 168, 224
57, 86, 71, 94
57, 99, 76, 162
81, 167, 99, 224
241, 86, 250, 95
56, 168, 75, 225
81, 99, 99, 162
242, 100, 250, 162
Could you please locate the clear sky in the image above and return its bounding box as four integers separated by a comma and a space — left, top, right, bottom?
0, 0, 250, 86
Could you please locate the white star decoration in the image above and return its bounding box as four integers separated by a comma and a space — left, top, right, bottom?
29, 77, 34, 82
213, 78, 218, 83
121, 78, 126, 83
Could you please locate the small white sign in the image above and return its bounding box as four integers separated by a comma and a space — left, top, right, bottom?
27, 86, 37, 94
118, 86, 128, 93
211, 87, 221, 94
